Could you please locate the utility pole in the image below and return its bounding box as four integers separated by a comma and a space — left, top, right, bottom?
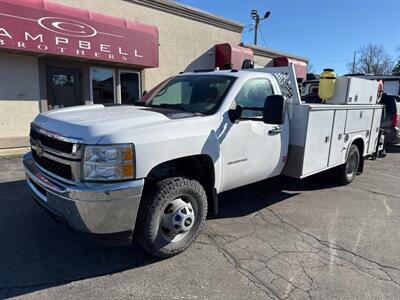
352, 51, 356, 73
253, 13, 260, 45
251, 10, 270, 46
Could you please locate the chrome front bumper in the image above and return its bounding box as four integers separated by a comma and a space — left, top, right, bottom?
23, 152, 144, 244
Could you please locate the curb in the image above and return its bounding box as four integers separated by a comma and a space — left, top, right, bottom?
0, 147, 30, 157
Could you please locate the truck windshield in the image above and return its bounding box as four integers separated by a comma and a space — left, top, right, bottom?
136, 75, 236, 115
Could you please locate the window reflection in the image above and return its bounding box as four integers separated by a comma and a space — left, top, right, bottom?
91, 68, 115, 104
120, 72, 140, 104
235, 78, 274, 118
52, 74, 74, 86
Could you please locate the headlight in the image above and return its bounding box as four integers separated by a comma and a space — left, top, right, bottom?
83, 144, 135, 181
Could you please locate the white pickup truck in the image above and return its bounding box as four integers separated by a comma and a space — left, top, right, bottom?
23, 66, 382, 257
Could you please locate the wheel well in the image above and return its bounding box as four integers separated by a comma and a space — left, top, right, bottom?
351, 138, 365, 173
352, 138, 364, 156
146, 155, 215, 191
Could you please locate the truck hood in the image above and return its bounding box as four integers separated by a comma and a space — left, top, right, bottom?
33, 105, 189, 144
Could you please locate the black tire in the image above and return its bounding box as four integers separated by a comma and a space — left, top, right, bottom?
334, 144, 360, 185
135, 177, 207, 258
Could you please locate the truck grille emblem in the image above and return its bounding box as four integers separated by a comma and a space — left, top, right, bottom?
31, 140, 44, 157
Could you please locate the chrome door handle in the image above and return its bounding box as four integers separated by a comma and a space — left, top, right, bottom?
268, 126, 282, 135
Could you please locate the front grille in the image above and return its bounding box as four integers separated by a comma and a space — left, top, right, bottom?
32, 150, 73, 180
30, 129, 73, 154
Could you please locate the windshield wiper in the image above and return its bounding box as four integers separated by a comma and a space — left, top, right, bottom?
133, 101, 146, 106
152, 103, 191, 113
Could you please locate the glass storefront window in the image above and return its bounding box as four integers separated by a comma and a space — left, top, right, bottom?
46, 66, 82, 109
120, 71, 140, 104
91, 67, 115, 104
52, 74, 74, 86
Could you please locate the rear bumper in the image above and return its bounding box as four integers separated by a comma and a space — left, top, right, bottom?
23, 152, 144, 245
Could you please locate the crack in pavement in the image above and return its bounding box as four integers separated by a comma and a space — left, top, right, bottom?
266, 209, 400, 278
345, 186, 400, 200
200, 207, 400, 299
204, 232, 277, 299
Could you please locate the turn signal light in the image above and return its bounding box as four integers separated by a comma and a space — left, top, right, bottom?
122, 165, 134, 178
122, 146, 134, 161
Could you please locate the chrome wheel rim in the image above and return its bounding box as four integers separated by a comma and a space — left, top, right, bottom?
346, 152, 358, 177
160, 197, 195, 242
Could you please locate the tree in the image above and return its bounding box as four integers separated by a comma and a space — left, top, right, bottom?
393, 45, 400, 75
393, 60, 400, 75
347, 44, 394, 75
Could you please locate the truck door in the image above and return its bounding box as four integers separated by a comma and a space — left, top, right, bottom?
219, 78, 289, 192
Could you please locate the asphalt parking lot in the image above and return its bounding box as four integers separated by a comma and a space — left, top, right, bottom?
1, 147, 399, 300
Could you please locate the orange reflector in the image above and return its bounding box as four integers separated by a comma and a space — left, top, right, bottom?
122, 147, 134, 162
122, 165, 134, 178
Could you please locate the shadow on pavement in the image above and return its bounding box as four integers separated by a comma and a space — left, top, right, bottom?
214, 171, 338, 219
386, 145, 400, 153
0, 172, 337, 298
0, 180, 156, 299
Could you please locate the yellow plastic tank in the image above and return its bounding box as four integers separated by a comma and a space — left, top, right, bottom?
318, 68, 336, 102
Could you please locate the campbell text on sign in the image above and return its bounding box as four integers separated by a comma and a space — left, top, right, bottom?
0, 0, 159, 67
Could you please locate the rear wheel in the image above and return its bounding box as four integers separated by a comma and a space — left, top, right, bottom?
334, 144, 360, 185
136, 177, 207, 258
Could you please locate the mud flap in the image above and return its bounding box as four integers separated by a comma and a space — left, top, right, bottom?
357, 156, 364, 174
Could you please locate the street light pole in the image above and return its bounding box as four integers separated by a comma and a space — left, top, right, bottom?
253, 14, 260, 45
251, 10, 270, 46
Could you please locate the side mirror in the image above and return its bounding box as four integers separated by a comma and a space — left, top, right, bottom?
263, 95, 286, 124
228, 105, 244, 122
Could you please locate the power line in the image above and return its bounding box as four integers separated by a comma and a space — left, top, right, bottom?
311, 55, 361, 66
311, 53, 361, 64
243, 23, 254, 29
312, 60, 352, 67
312, 52, 399, 67
243, 26, 254, 33
239, 17, 253, 24
258, 24, 267, 47
311, 46, 400, 65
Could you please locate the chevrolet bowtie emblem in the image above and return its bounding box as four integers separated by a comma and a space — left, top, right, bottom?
32, 140, 44, 157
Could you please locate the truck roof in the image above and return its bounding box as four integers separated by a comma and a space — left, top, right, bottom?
180, 69, 272, 78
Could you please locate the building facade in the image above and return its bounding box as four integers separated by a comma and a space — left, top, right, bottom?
0, 0, 308, 150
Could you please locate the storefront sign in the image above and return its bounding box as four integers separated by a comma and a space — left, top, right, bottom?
0, 0, 159, 67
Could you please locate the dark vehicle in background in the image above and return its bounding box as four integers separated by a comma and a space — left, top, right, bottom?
380, 93, 400, 144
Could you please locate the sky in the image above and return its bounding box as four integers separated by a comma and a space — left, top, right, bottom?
177, 0, 400, 75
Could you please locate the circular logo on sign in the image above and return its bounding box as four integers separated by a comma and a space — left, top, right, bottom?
38, 17, 97, 37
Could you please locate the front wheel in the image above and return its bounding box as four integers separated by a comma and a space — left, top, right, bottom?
334, 144, 360, 185
135, 177, 208, 258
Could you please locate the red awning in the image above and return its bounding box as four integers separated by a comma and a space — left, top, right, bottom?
0, 0, 159, 68
215, 43, 254, 70
274, 57, 307, 79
